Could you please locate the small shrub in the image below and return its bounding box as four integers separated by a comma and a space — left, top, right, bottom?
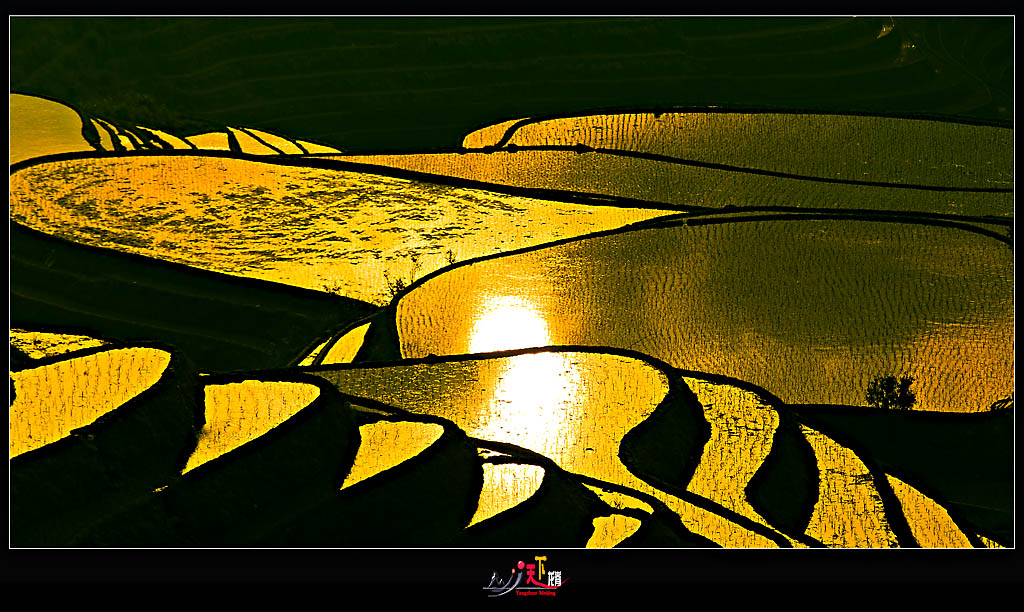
382, 271, 407, 299
321, 281, 345, 296
381, 254, 423, 302
866, 375, 917, 410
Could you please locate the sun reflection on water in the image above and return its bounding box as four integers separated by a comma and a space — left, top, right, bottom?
468, 294, 550, 354
467, 294, 583, 461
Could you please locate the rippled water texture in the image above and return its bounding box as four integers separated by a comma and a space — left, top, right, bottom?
399, 219, 1012, 411
320, 112, 1012, 216
309, 353, 789, 546
10, 156, 671, 305
310, 352, 669, 480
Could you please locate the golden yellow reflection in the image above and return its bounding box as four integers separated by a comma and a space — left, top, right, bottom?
297, 338, 332, 366
320, 323, 372, 365
95, 118, 135, 151
186, 132, 231, 150
10, 348, 171, 458
10, 94, 95, 165
461, 118, 525, 149
91, 119, 115, 151
500, 112, 1013, 189
313, 146, 1010, 218
295, 140, 341, 154
397, 220, 1012, 413
468, 462, 545, 526
468, 295, 551, 354
136, 126, 194, 150
886, 474, 972, 548
312, 353, 661, 496
312, 353, 779, 547
245, 129, 305, 154
466, 295, 586, 454
801, 425, 898, 547
183, 380, 321, 473
682, 377, 788, 537
341, 421, 444, 489
10, 156, 670, 306
902, 316, 1016, 413
978, 535, 1005, 548
586, 515, 644, 548
10, 328, 110, 360
228, 127, 279, 155
478, 353, 582, 463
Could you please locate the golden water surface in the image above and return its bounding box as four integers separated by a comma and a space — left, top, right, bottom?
582, 485, 654, 548
310, 351, 782, 547
885, 474, 972, 548
682, 377, 781, 532
317, 149, 1012, 217
802, 424, 899, 547
10, 94, 94, 165
11, 156, 670, 305
10, 328, 110, 360
341, 419, 445, 489
184, 380, 322, 473
469, 462, 546, 527
461, 118, 524, 148
321, 323, 372, 364
397, 219, 1013, 411
10, 348, 171, 458
498, 112, 1013, 188
587, 515, 644, 548
318, 111, 1012, 217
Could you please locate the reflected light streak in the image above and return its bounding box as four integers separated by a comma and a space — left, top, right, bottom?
468, 295, 550, 354
466, 295, 582, 462
457, 294, 779, 546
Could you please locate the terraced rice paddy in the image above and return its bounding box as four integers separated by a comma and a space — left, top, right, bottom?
184, 380, 323, 473
885, 474, 972, 548
341, 419, 445, 490
10, 347, 171, 458
307, 352, 798, 547
681, 377, 780, 533
308, 351, 672, 485
10, 328, 111, 360
9, 91, 1013, 551
10, 94, 96, 165
801, 424, 899, 547
317, 111, 1012, 216
319, 149, 1012, 217
10, 156, 671, 305
488, 112, 1013, 188
470, 462, 546, 527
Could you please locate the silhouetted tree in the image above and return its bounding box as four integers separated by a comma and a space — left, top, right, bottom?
866, 375, 916, 410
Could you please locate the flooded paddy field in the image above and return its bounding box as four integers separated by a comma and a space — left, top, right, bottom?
10, 155, 671, 306
9, 93, 1013, 550
13, 340, 1008, 547
317, 111, 1012, 217
398, 216, 1012, 413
